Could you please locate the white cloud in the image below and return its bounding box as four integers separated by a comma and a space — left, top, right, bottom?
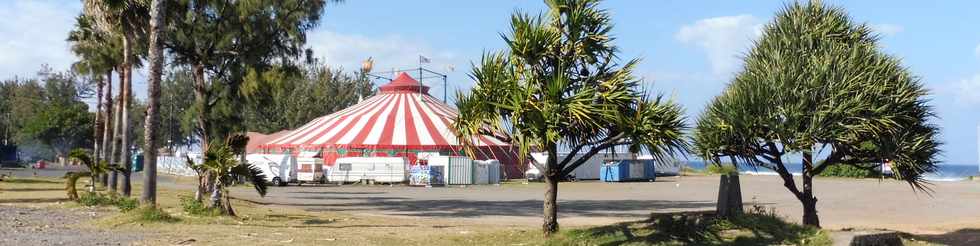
306, 30, 459, 75
955, 74, 980, 105
676, 15, 763, 77
0, 1, 79, 79
869, 23, 904, 36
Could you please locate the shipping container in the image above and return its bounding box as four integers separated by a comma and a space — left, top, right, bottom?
600, 159, 656, 182
429, 156, 473, 185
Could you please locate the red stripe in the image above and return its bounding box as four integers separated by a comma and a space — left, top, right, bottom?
321, 94, 395, 147
403, 94, 420, 146
293, 95, 388, 148
376, 94, 402, 145
348, 93, 397, 145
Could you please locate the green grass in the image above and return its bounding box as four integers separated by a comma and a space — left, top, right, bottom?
1, 177, 62, 184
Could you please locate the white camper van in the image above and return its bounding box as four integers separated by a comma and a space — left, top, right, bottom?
329, 157, 407, 184
246, 154, 296, 186
296, 151, 325, 184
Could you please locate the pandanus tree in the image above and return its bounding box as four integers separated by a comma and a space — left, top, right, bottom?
82, 0, 150, 197
453, 0, 688, 235
692, 1, 940, 227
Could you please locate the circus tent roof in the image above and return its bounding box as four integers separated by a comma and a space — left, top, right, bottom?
260, 72, 508, 150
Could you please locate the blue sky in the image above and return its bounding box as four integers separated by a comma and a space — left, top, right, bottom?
2, 1, 978, 165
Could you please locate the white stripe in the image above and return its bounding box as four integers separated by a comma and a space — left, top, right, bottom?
313, 94, 395, 145
278, 95, 384, 145
415, 94, 455, 145
408, 94, 435, 145
341, 92, 399, 145
392, 94, 408, 145
363, 94, 401, 145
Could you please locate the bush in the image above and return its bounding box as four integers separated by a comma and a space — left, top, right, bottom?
180, 196, 222, 216
132, 206, 179, 223
706, 164, 739, 175
818, 164, 881, 178
78, 192, 139, 212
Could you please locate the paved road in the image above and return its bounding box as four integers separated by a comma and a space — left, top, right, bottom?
229, 175, 980, 232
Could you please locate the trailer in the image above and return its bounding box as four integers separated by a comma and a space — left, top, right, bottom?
246, 154, 297, 186
296, 152, 325, 184
328, 157, 407, 184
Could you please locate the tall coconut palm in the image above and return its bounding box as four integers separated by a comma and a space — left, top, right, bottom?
83, 0, 149, 197
141, 0, 167, 206
67, 14, 122, 189
692, 1, 940, 227
453, 0, 688, 235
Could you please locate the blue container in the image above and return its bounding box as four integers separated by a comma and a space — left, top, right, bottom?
600, 159, 656, 182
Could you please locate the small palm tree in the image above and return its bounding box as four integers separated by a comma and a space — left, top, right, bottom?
198, 138, 267, 216
66, 149, 112, 200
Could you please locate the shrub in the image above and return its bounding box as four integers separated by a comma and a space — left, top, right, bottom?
706, 164, 739, 175
818, 164, 881, 178
180, 196, 222, 216
77, 192, 139, 212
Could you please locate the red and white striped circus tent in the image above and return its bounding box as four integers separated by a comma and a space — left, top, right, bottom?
258, 72, 523, 178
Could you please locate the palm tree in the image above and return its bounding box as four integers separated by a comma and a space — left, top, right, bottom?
66, 149, 110, 199
196, 135, 267, 216
67, 14, 122, 189
453, 0, 688, 235
83, 0, 149, 197
141, 0, 167, 207
692, 1, 940, 228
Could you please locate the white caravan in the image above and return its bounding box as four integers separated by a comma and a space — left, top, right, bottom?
328, 157, 407, 184
246, 154, 297, 186
296, 151, 325, 184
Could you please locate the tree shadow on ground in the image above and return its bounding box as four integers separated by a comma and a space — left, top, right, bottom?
907, 228, 980, 246
561, 211, 825, 246
0, 188, 64, 192
0, 197, 70, 203
250, 195, 716, 219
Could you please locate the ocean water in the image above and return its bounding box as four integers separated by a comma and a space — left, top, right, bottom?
683, 161, 979, 182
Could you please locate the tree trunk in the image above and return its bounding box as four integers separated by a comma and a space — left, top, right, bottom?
92, 75, 104, 192
542, 145, 560, 235
801, 152, 820, 227
192, 63, 211, 202
120, 34, 133, 197
142, 0, 166, 206
108, 68, 123, 194
100, 70, 113, 188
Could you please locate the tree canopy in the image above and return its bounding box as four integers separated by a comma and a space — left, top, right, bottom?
692, 1, 941, 227
454, 0, 688, 234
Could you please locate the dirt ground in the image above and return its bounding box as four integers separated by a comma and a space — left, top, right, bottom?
226, 175, 980, 234
4, 168, 980, 245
